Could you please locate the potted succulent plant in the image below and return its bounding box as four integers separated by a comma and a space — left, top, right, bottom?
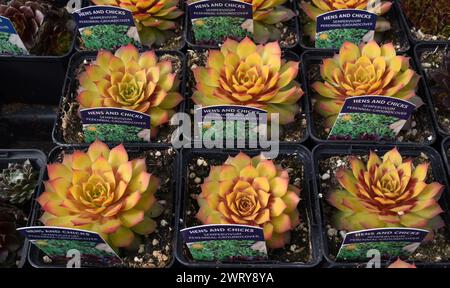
184, 0, 300, 49
186, 37, 308, 145
314, 144, 450, 268
0, 149, 46, 268
0, 0, 76, 104
397, 0, 450, 43
28, 140, 178, 268
53, 44, 185, 146
440, 137, 450, 180
298, 0, 410, 51
414, 43, 450, 137
303, 40, 436, 144
82, 0, 185, 51
176, 146, 322, 267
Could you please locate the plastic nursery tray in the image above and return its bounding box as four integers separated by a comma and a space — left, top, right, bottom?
313, 143, 450, 268
0, 0, 76, 105
298, 0, 410, 53
0, 149, 47, 268
301, 49, 437, 146
52, 49, 187, 147
413, 43, 450, 138
175, 145, 323, 268
184, 0, 300, 50
76, 0, 186, 52
395, 0, 450, 45
27, 144, 180, 268
187, 49, 310, 147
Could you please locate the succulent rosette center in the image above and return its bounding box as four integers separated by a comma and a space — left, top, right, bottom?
196, 152, 301, 248
37, 140, 162, 248
313, 41, 420, 128
192, 37, 304, 124
328, 148, 445, 236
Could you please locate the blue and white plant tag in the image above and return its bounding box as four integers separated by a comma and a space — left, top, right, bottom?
181, 224, 268, 262
328, 95, 416, 141
188, 0, 253, 43
73, 6, 141, 50
80, 107, 151, 143
17, 226, 122, 267
336, 228, 428, 262
315, 9, 377, 49
0, 16, 29, 55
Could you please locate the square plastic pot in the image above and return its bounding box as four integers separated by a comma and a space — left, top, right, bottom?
184, 0, 300, 50
413, 43, 450, 138
301, 49, 437, 145
396, 0, 450, 46
313, 143, 450, 268
76, 0, 186, 52
175, 145, 323, 268
186, 49, 309, 147
298, 0, 410, 53
0, 1, 76, 105
52, 49, 187, 147
27, 144, 180, 268
0, 149, 47, 268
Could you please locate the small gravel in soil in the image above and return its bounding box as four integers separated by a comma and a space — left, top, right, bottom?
411, 28, 449, 42
298, 2, 408, 52
181, 153, 313, 264
318, 152, 450, 264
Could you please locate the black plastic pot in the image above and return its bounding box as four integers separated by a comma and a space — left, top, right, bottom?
0, 1, 76, 105
175, 145, 323, 268
0, 149, 47, 268
52, 49, 187, 147
27, 144, 179, 268
184, 0, 300, 50
396, 0, 450, 45
441, 137, 450, 181
413, 43, 450, 138
76, 0, 186, 52
298, 0, 410, 53
187, 49, 309, 147
0, 98, 56, 153
313, 143, 450, 268
301, 49, 437, 145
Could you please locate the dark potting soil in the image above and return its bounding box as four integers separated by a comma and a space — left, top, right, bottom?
38, 148, 177, 268
318, 153, 450, 264
182, 154, 313, 264
298, 1, 408, 52
186, 50, 308, 142
307, 63, 434, 143
409, 28, 449, 42
192, 20, 298, 48
59, 54, 183, 145
419, 48, 450, 133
